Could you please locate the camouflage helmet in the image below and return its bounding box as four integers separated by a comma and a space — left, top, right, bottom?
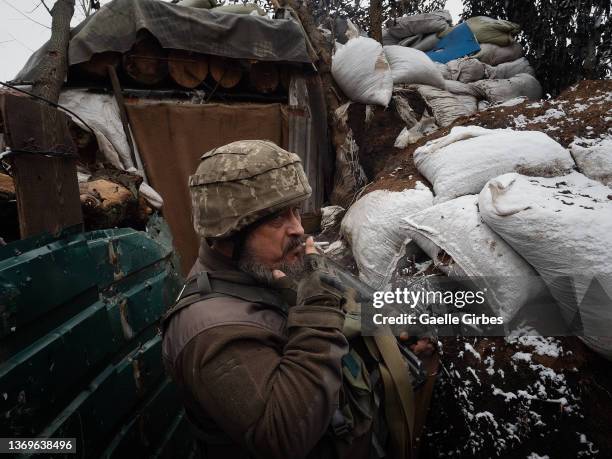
189, 140, 312, 239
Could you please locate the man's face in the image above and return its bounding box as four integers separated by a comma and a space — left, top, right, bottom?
238, 206, 306, 283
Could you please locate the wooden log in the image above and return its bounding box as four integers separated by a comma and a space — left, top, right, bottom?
209, 56, 243, 88
122, 37, 169, 85
0, 173, 15, 199
168, 50, 208, 89
279, 64, 292, 91
249, 61, 279, 94
79, 179, 136, 228
73, 52, 122, 79
1, 94, 83, 238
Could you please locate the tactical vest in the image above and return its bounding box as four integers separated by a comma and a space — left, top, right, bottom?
161, 270, 438, 459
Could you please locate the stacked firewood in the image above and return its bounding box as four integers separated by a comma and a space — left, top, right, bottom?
72, 33, 292, 94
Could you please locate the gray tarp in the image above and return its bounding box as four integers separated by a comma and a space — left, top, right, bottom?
15, 0, 311, 82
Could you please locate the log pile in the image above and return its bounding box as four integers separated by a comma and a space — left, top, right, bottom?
69, 34, 294, 95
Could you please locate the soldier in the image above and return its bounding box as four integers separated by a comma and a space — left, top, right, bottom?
162, 140, 435, 459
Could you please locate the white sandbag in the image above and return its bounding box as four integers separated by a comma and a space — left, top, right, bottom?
570, 137, 612, 186
479, 172, 612, 359
341, 184, 434, 289
485, 57, 535, 79
139, 182, 164, 209
416, 85, 478, 127
447, 57, 486, 83
397, 33, 440, 52
471, 73, 542, 105
385, 10, 452, 40
402, 195, 548, 321
474, 42, 523, 66
394, 115, 437, 148
320, 205, 345, 233
384, 46, 445, 88
435, 62, 451, 80
382, 30, 400, 46
332, 37, 393, 106
414, 126, 576, 203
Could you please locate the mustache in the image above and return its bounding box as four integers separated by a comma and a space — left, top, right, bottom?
283, 236, 305, 256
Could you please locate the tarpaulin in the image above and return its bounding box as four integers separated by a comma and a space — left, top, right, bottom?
426, 22, 480, 64
15, 0, 311, 83
126, 101, 288, 274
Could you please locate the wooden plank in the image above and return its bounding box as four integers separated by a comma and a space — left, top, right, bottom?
1, 94, 83, 238
107, 66, 138, 168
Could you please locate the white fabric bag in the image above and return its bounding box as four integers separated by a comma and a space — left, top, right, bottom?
414, 126, 575, 203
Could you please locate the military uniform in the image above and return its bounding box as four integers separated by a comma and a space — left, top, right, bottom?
162, 140, 431, 459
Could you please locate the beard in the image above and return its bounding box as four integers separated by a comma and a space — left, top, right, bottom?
238, 235, 305, 286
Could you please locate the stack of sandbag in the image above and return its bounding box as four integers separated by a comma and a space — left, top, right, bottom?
401, 194, 550, 323
332, 37, 393, 106
465, 16, 520, 46
340, 184, 434, 289
382, 10, 452, 51
384, 46, 445, 88
471, 73, 542, 105
479, 172, 612, 359
413, 126, 576, 203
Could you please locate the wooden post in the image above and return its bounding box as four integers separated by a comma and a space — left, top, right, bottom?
1, 95, 83, 238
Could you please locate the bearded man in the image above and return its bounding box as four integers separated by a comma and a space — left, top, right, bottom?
162, 140, 433, 459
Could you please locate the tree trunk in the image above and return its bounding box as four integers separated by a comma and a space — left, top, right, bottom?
31, 0, 75, 102
11, 0, 83, 238
369, 0, 384, 43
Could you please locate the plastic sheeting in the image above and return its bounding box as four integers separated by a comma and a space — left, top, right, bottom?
15, 0, 311, 82
414, 126, 575, 203
426, 23, 481, 64
332, 37, 393, 106
402, 194, 548, 322
479, 172, 612, 359
341, 185, 433, 289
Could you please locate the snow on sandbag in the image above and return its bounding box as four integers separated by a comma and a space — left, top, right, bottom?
384, 46, 445, 88
341, 184, 433, 289
570, 137, 612, 186
465, 16, 520, 47
447, 57, 486, 83
414, 126, 575, 203
385, 10, 452, 40
474, 42, 523, 66
471, 73, 542, 105
478, 172, 612, 359
401, 195, 548, 322
416, 85, 478, 127
485, 57, 535, 80
332, 37, 393, 106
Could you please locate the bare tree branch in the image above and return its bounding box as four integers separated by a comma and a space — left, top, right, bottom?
0, 0, 51, 29
40, 0, 52, 15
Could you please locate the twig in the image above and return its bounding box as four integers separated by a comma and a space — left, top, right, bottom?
40, 0, 52, 15
0, 0, 51, 29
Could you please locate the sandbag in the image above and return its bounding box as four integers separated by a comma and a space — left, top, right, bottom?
416, 86, 478, 127
435, 62, 451, 79
341, 185, 434, 289
384, 46, 445, 88
332, 37, 393, 106
402, 195, 548, 322
382, 30, 400, 46
485, 57, 535, 79
570, 138, 612, 186
444, 79, 485, 98
466, 16, 520, 46
397, 33, 440, 52
479, 172, 612, 359
212, 3, 266, 15
447, 57, 486, 83
471, 73, 542, 105
178, 0, 217, 8
474, 42, 523, 65
413, 126, 575, 203
385, 10, 452, 40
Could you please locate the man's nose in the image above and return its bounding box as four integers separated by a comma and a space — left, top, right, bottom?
286, 212, 304, 237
